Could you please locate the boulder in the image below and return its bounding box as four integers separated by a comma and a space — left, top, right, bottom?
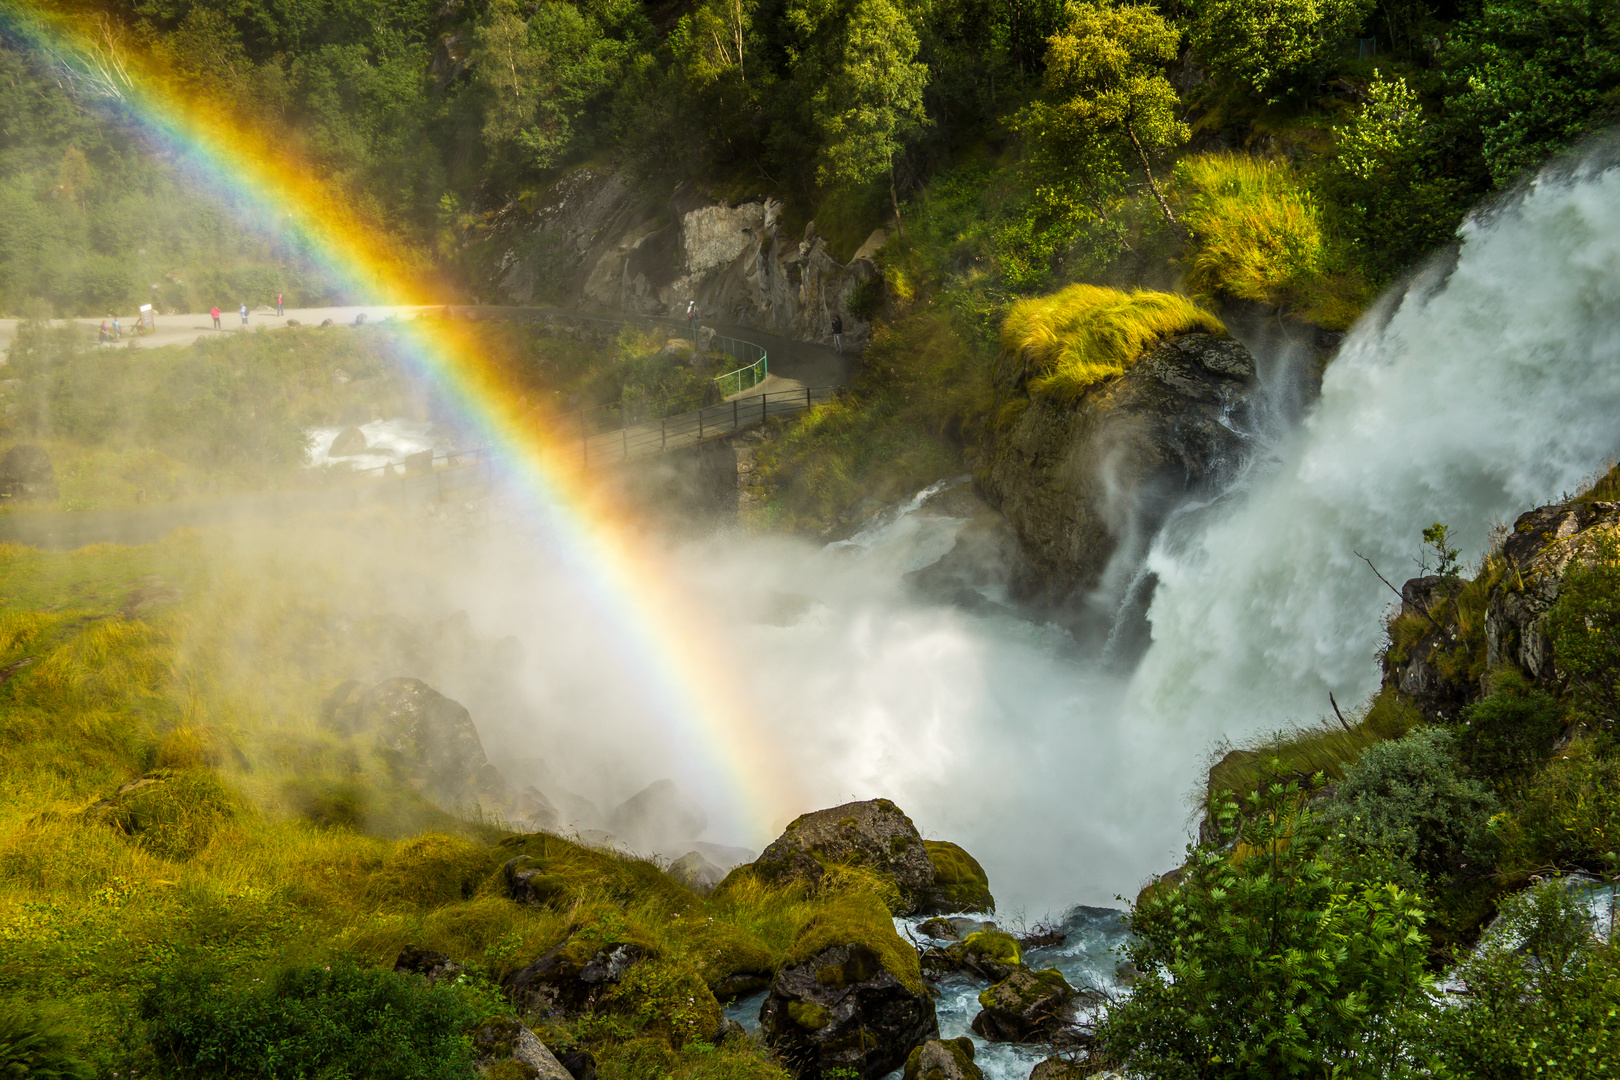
917, 918, 960, 941
747, 799, 936, 913
918, 840, 995, 914
323, 678, 492, 804
513, 786, 561, 833
903, 1038, 983, 1080
669, 849, 726, 894
1029, 1059, 1087, 1080
470, 1016, 571, 1080
555, 1049, 596, 1080
981, 332, 1261, 610
0, 444, 56, 501
971, 968, 1080, 1043
608, 779, 708, 854
760, 889, 936, 1079
394, 945, 464, 984
951, 930, 1023, 983
504, 940, 647, 1017
328, 427, 368, 457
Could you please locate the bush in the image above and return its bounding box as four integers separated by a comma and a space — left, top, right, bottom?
1175, 154, 1325, 305
1415, 879, 1620, 1077
1318, 727, 1499, 885
1495, 756, 1620, 875
1542, 532, 1620, 727
140, 963, 479, 1080
1099, 780, 1431, 1079
1000, 284, 1225, 402
1457, 678, 1566, 786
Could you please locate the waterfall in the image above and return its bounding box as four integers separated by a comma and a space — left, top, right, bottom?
1129, 143, 1620, 738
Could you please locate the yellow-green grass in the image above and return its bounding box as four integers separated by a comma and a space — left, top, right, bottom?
1174, 152, 1369, 330
0, 528, 927, 1076
1000, 284, 1225, 403
1205, 686, 1423, 806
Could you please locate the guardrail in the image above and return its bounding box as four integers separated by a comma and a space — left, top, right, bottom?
579, 386, 842, 466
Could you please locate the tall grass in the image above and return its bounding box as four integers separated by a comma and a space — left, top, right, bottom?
1175, 153, 1325, 306
1000, 284, 1225, 403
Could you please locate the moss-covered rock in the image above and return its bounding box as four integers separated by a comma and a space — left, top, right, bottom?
761, 888, 937, 1078
951, 930, 1022, 983
470, 1016, 571, 1080
1029, 1057, 1087, 1080
689, 921, 777, 1000
743, 799, 937, 913
82, 768, 246, 860
971, 967, 1078, 1043
902, 1037, 983, 1080
917, 840, 995, 914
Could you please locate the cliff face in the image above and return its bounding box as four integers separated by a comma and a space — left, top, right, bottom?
489, 167, 881, 349
979, 333, 1260, 607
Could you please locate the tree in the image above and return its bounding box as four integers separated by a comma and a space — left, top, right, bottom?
1098, 776, 1432, 1079
1189, 0, 1374, 102
1031, 0, 1188, 228
813, 0, 930, 236
54, 147, 92, 209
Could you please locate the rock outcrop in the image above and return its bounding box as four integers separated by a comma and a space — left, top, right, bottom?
981, 333, 1260, 608
902, 1037, 984, 1080
470, 1016, 572, 1080
489, 167, 880, 350
970, 967, 1087, 1044
322, 677, 493, 805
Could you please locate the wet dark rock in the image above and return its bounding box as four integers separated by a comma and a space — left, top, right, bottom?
760, 941, 937, 1080
555, 1049, 597, 1080
971, 968, 1080, 1043
0, 444, 56, 501
917, 918, 960, 941
329, 426, 368, 457
503, 855, 571, 908
393, 945, 464, 984
981, 332, 1261, 608
503, 941, 646, 1017
903, 1037, 983, 1080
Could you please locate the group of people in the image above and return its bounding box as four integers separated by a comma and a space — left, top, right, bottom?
97, 315, 122, 343
209, 294, 283, 330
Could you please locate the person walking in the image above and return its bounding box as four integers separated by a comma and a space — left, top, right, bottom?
239, 303, 248, 327
831, 313, 843, 354
275, 292, 284, 316
686, 298, 696, 337
210, 305, 221, 330
98, 318, 109, 344
111, 315, 121, 341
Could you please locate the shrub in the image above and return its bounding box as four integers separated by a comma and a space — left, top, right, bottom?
1318, 727, 1499, 885
1000, 284, 1225, 402
1415, 879, 1620, 1077
1457, 677, 1566, 786
140, 963, 478, 1080
1175, 154, 1325, 305
1099, 780, 1431, 1079
1542, 532, 1620, 727
1495, 757, 1620, 875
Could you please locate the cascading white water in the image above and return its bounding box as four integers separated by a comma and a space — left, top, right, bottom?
1131, 147, 1620, 738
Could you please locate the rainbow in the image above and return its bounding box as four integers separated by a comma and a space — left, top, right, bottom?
1, 2, 803, 843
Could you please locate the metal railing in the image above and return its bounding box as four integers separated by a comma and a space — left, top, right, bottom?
578, 386, 842, 466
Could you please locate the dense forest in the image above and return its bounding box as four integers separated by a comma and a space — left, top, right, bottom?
4, 0, 1619, 315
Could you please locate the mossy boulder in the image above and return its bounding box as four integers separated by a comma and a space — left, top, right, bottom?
917, 841, 994, 914
470, 1016, 571, 1080
903, 1037, 983, 1080
503, 927, 655, 1018
952, 930, 1022, 983
323, 677, 493, 805
1029, 1058, 1087, 1080
971, 967, 1078, 1043
689, 921, 777, 1000
745, 799, 935, 912
761, 888, 937, 1078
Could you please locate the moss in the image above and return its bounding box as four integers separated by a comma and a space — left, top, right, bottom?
903, 1037, 978, 1080
923, 840, 995, 913
484, 1061, 539, 1080
960, 930, 1020, 967
366, 834, 498, 909
787, 1001, 832, 1031
603, 957, 723, 1048
89, 768, 248, 860
977, 967, 1074, 1013
688, 922, 777, 994
782, 888, 924, 994
1001, 285, 1226, 403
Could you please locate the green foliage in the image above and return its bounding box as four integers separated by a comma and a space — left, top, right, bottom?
1189, 0, 1376, 101
1001, 284, 1225, 402
1100, 779, 1431, 1079
1318, 727, 1499, 885
1443, 0, 1620, 187
1030, 0, 1187, 222
97, 769, 251, 862
140, 963, 479, 1080
1416, 879, 1620, 1077
1543, 532, 1620, 725
1494, 756, 1620, 875
0, 1006, 93, 1080
781, 886, 924, 993
1457, 677, 1566, 786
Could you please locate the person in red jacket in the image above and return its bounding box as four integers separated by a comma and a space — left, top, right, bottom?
210, 305, 221, 330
